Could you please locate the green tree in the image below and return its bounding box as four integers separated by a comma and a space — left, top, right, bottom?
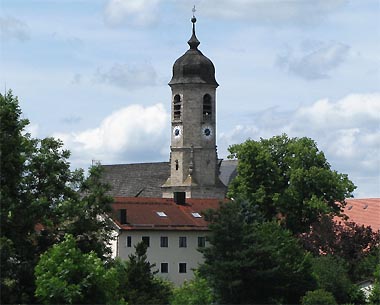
200, 200, 315, 304
35, 234, 123, 304
301, 289, 338, 305
369, 264, 380, 305
228, 134, 356, 234
1, 90, 35, 302
301, 215, 380, 282
59, 165, 115, 260
171, 271, 214, 305
0, 90, 115, 303
354, 250, 380, 284
118, 242, 172, 305
311, 255, 366, 304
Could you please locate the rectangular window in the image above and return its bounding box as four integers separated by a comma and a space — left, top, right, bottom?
198, 236, 206, 248
160, 236, 168, 248
161, 263, 169, 273
126, 236, 132, 247
179, 263, 187, 273
142, 236, 150, 247
179, 236, 187, 248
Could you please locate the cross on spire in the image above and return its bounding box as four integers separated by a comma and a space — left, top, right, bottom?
188, 5, 200, 49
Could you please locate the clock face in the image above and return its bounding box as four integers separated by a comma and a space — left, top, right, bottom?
173, 125, 182, 139
202, 125, 213, 139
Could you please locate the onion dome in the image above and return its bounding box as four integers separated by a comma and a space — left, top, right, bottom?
169, 15, 218, 87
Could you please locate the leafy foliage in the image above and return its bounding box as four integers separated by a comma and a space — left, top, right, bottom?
0, 91, 115, 303
369, 264, 380, 304
35, 234, 123, 304
311, 255, 365, 304
228, 134, 356, 234
170, 271, 214, 305
200, 200, 315, 304
301, 289, 338, 305
59, 165, 115, 260
300, 215, 380, 282
1, 90, 36, 302
116, 242, 173, 305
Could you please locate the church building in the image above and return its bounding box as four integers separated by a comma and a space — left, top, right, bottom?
103, 14, 236, 285
103, 14, 380, 286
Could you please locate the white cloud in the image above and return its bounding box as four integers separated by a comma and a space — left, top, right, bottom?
0, 15, 30, 42
54, 103, 169, 167
218, 93, 380, 198
94, 62, 159, 89
294, 94, 380, 129
276, 41, 350, 80
104, 0, 161, 26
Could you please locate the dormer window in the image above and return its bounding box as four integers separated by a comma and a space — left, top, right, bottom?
203, 94, 212, 121
173, 94, 181, 120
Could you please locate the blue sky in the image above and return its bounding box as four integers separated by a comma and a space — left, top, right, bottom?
1, 0, 379, 198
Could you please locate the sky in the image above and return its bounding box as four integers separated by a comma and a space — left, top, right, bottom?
1, 0, 379, 198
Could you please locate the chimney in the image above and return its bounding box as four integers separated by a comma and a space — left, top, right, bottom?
119, 209, 127, 224
174, 192, 186, 205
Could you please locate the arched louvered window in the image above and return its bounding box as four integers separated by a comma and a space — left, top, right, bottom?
173, 94, 181, 120
203, 94, 212, 121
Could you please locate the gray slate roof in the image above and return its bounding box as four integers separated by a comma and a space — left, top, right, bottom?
219, 159, 238, 187
102, 160, 237, 198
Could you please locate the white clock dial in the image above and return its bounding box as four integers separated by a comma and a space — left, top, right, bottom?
173, 125, 182, 139
202, 125, 213, 139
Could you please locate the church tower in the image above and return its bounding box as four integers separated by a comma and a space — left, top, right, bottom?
162, 13, 226, 199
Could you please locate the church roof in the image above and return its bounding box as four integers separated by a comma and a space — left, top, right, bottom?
219, 159, 238, 186
112, 197, 223, 231
101, 159, 237, 198
102, 162, 170, 198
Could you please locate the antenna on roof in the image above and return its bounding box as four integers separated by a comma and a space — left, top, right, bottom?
192, 5, 196, 18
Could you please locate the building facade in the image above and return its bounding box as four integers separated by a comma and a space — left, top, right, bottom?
110, 197, 221, 285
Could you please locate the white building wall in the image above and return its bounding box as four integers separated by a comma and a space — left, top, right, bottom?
117, 230, 208, 285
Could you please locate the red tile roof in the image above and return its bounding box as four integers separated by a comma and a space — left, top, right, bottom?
111, 197, 223, 231
111, 197, 380, 232
339, 198, 380, 231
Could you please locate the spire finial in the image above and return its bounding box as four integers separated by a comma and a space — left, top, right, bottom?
188, 5, 200, 49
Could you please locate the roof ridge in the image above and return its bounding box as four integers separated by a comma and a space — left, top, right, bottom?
102, 161, 169, 167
